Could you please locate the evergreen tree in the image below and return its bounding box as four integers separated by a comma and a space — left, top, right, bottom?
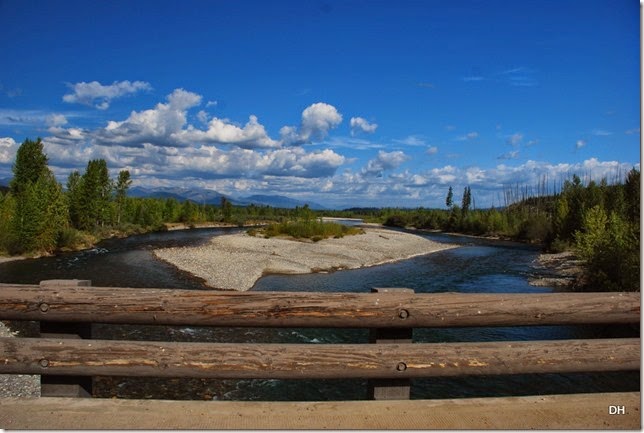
6, 138, 68, 253
461, 186, 472, 215
10, 138, 48, 196
115, 170, 132, 225
66, 170, 83, 228
445, 186, 453, 208
221, 196, 232, 222
79, 159, 111, 229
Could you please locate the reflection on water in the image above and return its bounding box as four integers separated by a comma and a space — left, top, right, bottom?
1, 227, 638, 400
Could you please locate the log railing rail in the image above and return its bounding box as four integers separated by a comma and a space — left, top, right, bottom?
0, 280, 639, 401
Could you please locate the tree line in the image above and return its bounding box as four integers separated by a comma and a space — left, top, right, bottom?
0, 138, 639, 291
0, 138, 296, 256
362, 174, 639, 292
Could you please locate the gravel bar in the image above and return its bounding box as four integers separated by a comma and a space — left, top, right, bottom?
154, 227, 457, 291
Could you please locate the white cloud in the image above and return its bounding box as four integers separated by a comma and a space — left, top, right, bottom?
282, 102, 342, 145
350, 117, 378, 136
362, 150, 408, 177
0, 137, 17, 164
63, 80, 152, 110
300, 102, 343, 141
393, 135, 426, 146
45, 114, 68, 127
38, 90, 348, 182
178, 115, 279, 149
93, 88, 201, 147
426, 146, 439, 155
576, 139, 587, 149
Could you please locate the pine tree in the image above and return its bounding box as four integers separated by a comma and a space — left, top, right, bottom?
66, 170, 83, 229
79, 159, 111, 229
461, 186, 472, 215
115, 170, 132, 225
445, 186, 453, 208
7, 138, 69, 253
10, 138, 48, 196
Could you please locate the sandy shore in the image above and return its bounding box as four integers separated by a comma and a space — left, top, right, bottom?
0, 256, 27, 264
154, 227, 457, 291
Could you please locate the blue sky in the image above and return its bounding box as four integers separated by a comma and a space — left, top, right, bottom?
0, 0, 640, 208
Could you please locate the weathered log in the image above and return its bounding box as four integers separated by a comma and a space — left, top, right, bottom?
0, 283, 638, 328
0, 337, 638, 379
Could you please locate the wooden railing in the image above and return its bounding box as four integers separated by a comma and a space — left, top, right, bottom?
0, 279, 640, 401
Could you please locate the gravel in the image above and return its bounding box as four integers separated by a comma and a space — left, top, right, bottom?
154, 227, 458, 291
0, 321, 40, 398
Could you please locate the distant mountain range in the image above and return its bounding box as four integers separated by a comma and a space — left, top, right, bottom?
129, 186, 326, 209
0, 178, 326, 209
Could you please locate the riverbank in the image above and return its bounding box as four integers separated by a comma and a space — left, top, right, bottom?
528, 251, 585, 290
154, 227, 458, 291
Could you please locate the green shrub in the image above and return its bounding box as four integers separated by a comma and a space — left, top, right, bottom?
251, 220, 364, 241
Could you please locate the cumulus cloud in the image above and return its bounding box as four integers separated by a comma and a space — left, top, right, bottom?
350, 117, 378, 136
45, 114, 68, 127
63, 80, 152, 110
362, 150, 408, 177
92, 88, 201, 147
0, 137, 17, 164
178, 115, 279, 149
37, 90, 349, 182
281, 102, 342, 145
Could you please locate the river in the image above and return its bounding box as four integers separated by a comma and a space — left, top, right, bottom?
0, 226, 638, 401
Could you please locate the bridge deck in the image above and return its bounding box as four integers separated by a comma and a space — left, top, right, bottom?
0, 392, 639, 429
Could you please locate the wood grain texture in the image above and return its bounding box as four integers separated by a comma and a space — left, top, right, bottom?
0, 337, 638, 379
0, 284, 639, 328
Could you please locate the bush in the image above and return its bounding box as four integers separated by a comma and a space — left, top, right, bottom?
57, 227, 95, 251
383, 214, 409, 228
252, 220, 364, 241
575, 206, 640, 291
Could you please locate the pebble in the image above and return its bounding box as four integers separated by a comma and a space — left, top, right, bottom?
0, 321, 40, 398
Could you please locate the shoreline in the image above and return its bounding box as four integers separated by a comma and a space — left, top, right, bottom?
528, 251, 585, 290
154, 227, 458, 291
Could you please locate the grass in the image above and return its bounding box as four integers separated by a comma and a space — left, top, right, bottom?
249, 220, 364, 241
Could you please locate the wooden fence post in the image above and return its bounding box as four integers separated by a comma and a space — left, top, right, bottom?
367, 288, 413, 400
39, 279, 93, 398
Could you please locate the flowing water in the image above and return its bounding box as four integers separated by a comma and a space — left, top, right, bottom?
0, 226, 638, 400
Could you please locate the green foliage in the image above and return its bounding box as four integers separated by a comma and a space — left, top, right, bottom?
378, 172, 640, 291
259, 220, 364, 240
445, 186, 453, 208
77, 159, 112, 230
575, 206, 639, 291
10, 137, 48, 196
4, 139, 68, 254
115, 170, 131, 225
